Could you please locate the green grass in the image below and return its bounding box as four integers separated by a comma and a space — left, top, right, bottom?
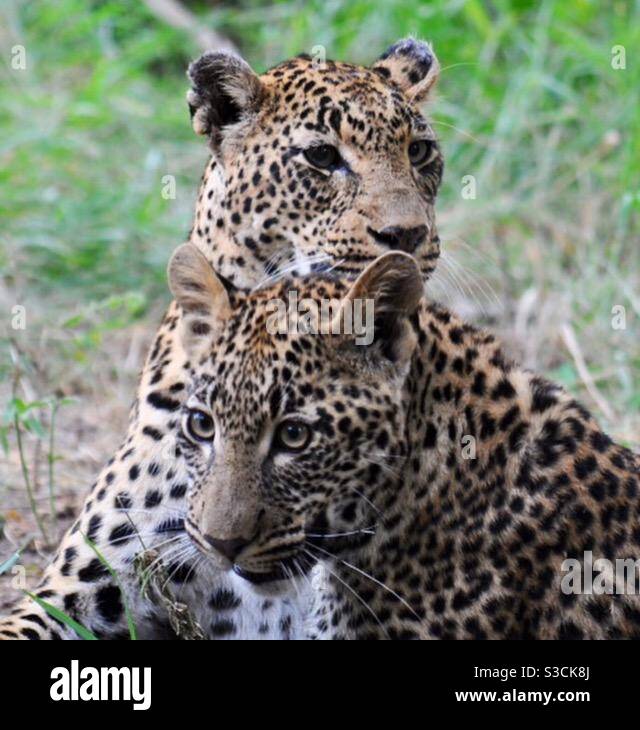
0, 0, 638, 445
26, 591, 98, 640
83, 534, 137, 640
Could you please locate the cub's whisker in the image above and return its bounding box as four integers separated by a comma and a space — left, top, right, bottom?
303, 546, 390, 639
307, 541, 425, 627
307, 526, 376, 539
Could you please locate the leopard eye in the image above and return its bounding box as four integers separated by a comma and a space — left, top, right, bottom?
273, 420, 311, 452
185, 409, 215, 442
303, 144, 341, 170
408, 139, 434, 167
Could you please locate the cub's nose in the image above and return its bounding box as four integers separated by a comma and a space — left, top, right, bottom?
205, 535, 250, 562
368, 225, 428, 253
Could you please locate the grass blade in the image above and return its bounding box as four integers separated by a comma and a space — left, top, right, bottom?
14, 414, 49, 544
25, 591, 98, 640
83, 534, 138, 640
0, 551, 22, 575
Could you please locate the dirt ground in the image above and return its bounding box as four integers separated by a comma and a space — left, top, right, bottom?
0, 320, 154, 611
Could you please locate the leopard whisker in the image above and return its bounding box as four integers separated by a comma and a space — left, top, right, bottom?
253, 252, 333, 291
361, 455, 402, 480
443, 247, 502, 311
281, 562, 304, 606
307, 526, 376, 539
441, 249, 501, 315
176, 551, 205, 595
161, 543, 200, 593
429, 258, 471, 309
348, 485, 385, 521
144, 536, 192, 582
307, 541, 425, 628
303, 546, 391, 639
114, 507, 187, 518
369, 451, 407, 460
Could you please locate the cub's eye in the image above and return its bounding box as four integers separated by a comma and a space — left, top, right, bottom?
185, 409, 215, 442
303, 144, 341, 170
273, 420, 311, 452
408, 139, 434, 167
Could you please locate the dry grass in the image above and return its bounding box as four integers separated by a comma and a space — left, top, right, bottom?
0, 318, 157, 608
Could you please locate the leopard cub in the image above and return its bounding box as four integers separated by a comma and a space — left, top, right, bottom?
171, 243, 640, 640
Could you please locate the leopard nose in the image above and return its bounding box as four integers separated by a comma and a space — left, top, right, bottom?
368, 225, 428, 253
205, 535, 250, 562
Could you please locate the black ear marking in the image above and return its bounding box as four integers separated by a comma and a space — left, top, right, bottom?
187, 51, 265, 142
372, 38, 439, 102
379, 38, 435, 76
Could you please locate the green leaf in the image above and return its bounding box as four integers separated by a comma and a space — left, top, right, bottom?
5, 399, 49, 425
25, 592, 99, 640
18, 398, 49, 414
0, 426, 8, 455
22, 416, 46, 438
11, 398, 28, 415
62, 313, 85, 329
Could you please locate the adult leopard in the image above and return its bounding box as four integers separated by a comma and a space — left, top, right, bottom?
170, 245, 640, 640
0, 39, 444, 639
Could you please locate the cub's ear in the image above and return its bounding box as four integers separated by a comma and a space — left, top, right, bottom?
168, 244, 235, 361
187, 51, 266, 145
372, 38, 439, 103
332, 252, 424, 370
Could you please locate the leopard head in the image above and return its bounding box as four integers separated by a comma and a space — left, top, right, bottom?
169, 243, 422, 590
187, 39, 443, 288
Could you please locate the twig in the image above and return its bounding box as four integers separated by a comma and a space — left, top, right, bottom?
135, 549, 206, 640
142, 0, 239, 53
560, 323, 615, 422
32, 437, 42, 495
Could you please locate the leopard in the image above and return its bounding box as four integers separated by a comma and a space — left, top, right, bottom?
169, 243, 640, 640
0, 38, 445, 639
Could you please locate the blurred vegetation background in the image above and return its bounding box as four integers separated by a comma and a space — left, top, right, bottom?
0, 0, 638, 592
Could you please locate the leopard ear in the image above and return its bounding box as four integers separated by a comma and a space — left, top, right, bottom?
332, 252, 423, 368
187, 52, 266, 146
168, 244, 234, 360
372, 38, 439, 103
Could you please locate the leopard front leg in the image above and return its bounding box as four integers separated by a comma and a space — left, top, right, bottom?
0, 530, 172, 640
1, 302, 314, 639
0, 303, 195, 640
